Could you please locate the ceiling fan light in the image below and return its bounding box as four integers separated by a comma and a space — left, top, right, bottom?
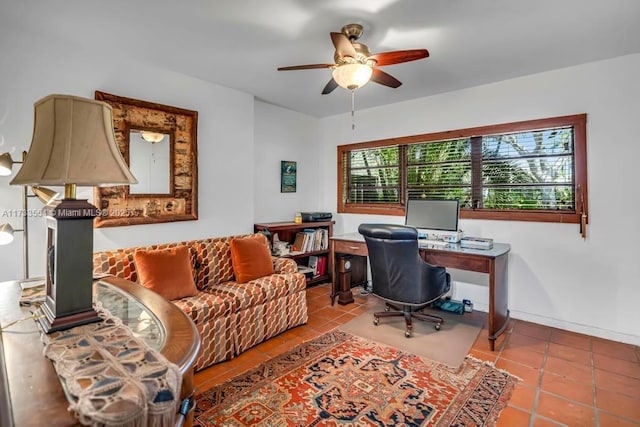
332, 64, 373, 90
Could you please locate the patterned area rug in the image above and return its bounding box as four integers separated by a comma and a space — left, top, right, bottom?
194, 330, 518, 426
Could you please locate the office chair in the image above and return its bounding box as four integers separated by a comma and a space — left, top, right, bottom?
358, 223, 451, 338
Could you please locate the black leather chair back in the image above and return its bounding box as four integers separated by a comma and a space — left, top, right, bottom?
358, 223, 450, 306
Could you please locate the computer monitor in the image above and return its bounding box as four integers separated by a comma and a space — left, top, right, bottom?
405, 199, 460, 232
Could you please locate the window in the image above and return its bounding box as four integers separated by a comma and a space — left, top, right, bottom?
337, 114, 587, 223
347, 146, 400, 204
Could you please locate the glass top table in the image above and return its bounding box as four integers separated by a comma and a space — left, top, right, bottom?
95, 280, 166, 351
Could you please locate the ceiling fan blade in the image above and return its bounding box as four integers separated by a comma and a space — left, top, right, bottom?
277, 64, 335, 71
330, 32, 357, 58
321, 78, 339, 95
371, 68, 402, 88
368, 49, 429, 66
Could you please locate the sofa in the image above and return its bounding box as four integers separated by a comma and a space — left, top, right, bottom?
93, 233, 308, 371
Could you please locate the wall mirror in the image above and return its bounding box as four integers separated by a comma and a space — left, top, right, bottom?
94, 91, 198, 228
128, 128, 173, 195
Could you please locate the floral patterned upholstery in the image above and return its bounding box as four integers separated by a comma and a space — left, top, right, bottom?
93, 233, 308, 371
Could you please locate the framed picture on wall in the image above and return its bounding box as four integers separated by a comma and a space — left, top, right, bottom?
281, 160, 297, 193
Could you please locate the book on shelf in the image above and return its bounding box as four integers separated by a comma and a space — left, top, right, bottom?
305, 230, 314, 252
293, 232, 306, 252
301, 228, 316, 252
317, 228, 329, 250
313, 229, 322, 251
308, 255, 319, 276
316, 255, 327, 277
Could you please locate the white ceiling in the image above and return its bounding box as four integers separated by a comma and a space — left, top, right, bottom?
4, 0, 640, 117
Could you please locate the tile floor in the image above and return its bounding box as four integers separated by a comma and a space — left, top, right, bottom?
194, 283, 640, 426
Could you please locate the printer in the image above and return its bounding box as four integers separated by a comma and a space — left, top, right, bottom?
301, 212, 333, 222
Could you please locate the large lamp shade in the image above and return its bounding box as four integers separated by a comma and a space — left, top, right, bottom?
10, 94, 137, 187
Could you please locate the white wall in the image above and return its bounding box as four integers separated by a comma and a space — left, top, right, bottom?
0, 23, 256, 281
253, 101, 323, 222
319, 54, 640, 345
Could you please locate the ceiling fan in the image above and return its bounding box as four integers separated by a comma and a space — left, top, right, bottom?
277, 23, 429, 94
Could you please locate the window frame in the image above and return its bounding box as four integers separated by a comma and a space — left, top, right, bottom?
337, 114, 588, 224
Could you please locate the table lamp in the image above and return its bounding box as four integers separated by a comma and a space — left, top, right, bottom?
10, 94, 137, 332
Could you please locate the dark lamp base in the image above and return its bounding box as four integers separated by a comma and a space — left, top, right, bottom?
36, 300, 101, 334
42, 198, 100, 334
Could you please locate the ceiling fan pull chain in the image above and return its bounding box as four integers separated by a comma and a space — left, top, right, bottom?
351, 90, 356, 130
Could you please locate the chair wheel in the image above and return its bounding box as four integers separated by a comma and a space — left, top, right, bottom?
404, 330, 411, 338
373, 317, 379, 326
385, 306, 391, 312
435, 323, 441, 331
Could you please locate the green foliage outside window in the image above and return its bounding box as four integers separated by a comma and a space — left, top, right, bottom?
348, 147, 400, 203
481, 128, 574, 210
406, 139, 472, 207
344, 126, 575, 212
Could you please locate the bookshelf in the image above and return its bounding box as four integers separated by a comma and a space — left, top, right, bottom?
254, 221, 334, 286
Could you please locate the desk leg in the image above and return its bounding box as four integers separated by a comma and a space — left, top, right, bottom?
330, 241, 338, 305
488, 253, 510, 351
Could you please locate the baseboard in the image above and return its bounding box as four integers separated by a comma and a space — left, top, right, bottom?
508, 310, 640, 346
451, 280, 640, 346
462, 306, 640, 346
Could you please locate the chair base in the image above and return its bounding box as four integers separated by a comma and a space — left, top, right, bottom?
373, 303, 443, 338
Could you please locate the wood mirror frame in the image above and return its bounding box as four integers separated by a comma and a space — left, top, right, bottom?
94, 91, 198, 228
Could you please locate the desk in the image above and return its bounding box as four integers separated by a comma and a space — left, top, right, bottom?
330, 233, 510, 351
0, 277, 200, 427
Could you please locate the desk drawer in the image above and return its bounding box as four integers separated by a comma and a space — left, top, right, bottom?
423, 251, 490, 273
333, 240, 368, 256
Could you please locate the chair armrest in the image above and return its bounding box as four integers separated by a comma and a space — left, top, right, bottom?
420, 261, 451, 296
272, 257, 298, 274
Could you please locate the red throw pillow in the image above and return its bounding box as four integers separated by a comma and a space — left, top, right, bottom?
133, 246, 198, 300
230, 236, 274, 284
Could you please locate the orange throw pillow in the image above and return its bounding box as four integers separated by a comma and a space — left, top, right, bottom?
134, 246, 198, 300
230, 237, 274, 284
